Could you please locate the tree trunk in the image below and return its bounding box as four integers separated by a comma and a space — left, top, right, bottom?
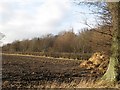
101, 2, 120, 83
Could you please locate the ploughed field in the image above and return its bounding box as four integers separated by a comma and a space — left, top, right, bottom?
2, 54, 102, 88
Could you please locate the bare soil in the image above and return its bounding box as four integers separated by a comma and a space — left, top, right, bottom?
2, 54, 103, 88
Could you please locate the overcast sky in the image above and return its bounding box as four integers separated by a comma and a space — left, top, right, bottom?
0, 0, 96, 45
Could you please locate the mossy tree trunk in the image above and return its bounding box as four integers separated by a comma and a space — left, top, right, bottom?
101, 2, 120, 83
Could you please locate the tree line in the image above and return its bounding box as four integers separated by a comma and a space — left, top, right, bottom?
2, 25, 112, 55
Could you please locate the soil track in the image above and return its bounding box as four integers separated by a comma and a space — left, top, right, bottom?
2, 54, 102, 88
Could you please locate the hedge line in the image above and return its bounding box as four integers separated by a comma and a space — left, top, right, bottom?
3, 51, 92, 60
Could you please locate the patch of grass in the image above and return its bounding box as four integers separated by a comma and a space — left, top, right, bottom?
2, 79, 120, 88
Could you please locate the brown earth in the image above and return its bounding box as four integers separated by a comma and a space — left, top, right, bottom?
2, 53, 104, 88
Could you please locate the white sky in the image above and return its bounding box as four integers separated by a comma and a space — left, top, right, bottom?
0, 0, 96, 45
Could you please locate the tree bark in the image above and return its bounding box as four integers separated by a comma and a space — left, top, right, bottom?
101, 2, 120, 83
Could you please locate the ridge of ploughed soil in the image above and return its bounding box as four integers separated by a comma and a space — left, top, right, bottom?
2, 53, 103, 88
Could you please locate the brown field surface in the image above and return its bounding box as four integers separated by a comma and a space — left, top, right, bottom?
2, 54, 104, 88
